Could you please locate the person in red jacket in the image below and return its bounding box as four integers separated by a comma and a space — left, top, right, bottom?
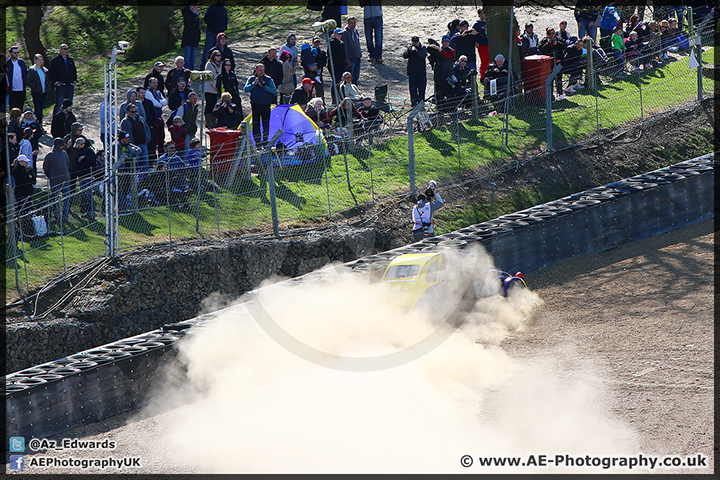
168, 116, 188, 159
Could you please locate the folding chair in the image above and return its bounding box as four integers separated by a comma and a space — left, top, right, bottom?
375, 84, 406, 127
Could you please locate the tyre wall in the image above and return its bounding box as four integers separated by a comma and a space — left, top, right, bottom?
4, 154, 714, 440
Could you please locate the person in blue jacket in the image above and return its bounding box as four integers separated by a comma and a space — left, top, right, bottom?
599, 3, 623, 51
244, 63, 278, 147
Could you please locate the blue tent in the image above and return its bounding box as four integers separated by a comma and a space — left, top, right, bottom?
244, 104, 330, 166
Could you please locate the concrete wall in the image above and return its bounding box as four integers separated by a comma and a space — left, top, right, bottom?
4, 153, 714, 440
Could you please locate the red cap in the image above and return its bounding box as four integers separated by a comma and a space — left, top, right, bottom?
301, 77, 313, 85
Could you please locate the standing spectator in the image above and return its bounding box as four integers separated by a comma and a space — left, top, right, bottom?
67, 137, 96, 220
116, 130, 142, 211
277, 51, 296, 104
20, 111, 42, 179
166, 56, 192, 91
19, 127, 35, 166
215, 59, 241, 106
99, 100, 116, 149
119, 88, 147, 122
183, 91, 199, 154
243, 64, 277, 147
538, 27, 566, 100
403, 35, 428, 107
146, 77, 168, 161
300, 42, 319, 81
321, 0, 342, 27
483, 54, 514, 111
362, 0, 383, 63
167, 77, 194, 115
212, 92, 243, 129
328, 28, 347, 105
204, 50, 224, 127
310, 37, 328, 103
558, 20, 573, 44
119, 104, 151, 172
202, 0, 228, 66
279, 33, 299, 89
260, 47, 284, 104
50, 99, 76, 140
43, 137, 72, 224
290, 77, 316, 110
181, 2, 201, 70
342, 17, 362, 85
450, 20, 479, 72
144, 62, 166, 96
6, 46, 28, 110
447, 19, 461, 39
8, 108, 23, 136
12, 155, 35, 236
472, 8, 490, 80
49, 43, 77, 115
339, 71, 363, 103
599, 3, 623, 51
137, 86, 157, 160
26, 53, 48, 124
427, 36, 455, 108
519, 23, 541, 58
411, 181, 443, 241
208, 32, 235, 72
575, 0, 601, 41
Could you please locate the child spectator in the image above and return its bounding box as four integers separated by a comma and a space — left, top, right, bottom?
624, 31, 644, 73
185, 137, 203, 191
659, 20, 671, 59
168, 116, 188, 157
356, 96, 382, 133
611, 26, 626, 75
300, 41, 318, 78
667, 18, 689, 52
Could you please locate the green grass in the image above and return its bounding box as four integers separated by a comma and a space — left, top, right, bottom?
4, 4, 716, 301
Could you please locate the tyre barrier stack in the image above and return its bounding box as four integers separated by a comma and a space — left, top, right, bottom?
5, 154, 714, 440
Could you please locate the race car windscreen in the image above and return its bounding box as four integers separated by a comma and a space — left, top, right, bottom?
383, 264, 421, 280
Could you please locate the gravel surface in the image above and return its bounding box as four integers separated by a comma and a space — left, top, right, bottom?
7, 219, 713, 475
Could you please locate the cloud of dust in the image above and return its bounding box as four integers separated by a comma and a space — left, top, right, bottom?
143, 245, 640, 473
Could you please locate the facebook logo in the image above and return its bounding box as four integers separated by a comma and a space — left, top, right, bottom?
9, 436, 25, 452
9, 455, 25, 471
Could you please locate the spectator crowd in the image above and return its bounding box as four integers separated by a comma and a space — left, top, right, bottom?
0, 0, 715, 235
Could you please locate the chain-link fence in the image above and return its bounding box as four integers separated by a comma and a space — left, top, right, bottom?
4, 24, 716, 301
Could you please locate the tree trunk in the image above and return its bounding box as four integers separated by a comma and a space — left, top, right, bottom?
126, 5, 175, 62
485, 4, 519, 75
23, 5, 47, 63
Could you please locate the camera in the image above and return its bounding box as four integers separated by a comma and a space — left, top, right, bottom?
425, 187, 435, 199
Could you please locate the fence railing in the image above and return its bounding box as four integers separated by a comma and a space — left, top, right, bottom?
4, 31, 716, 303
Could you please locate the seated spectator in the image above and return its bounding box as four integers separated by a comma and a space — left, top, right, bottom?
562, 37, 586, 93
304, 97, 332, 131
659, 20, 672, 59
356, 96, 383, 132
644, 21, 663, 67
290, 77, 316, 110
625, 31, 645, 72
119, 88, 146, 122
450, 55, 475, 93
212, 92, 243, 129
339, 71, 363, 103
328, 97, 365, 136
520, 23, 541, 58
666, 18, 690, 52
156, 141, 191, 206
185, 137, 206, 191
168, 116, 188, 157
483, 54, 516, 112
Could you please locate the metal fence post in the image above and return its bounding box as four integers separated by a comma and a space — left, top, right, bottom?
456, 110, 461, 182
266, 148, 279, 237
164, 168, 172, 245
471, 74, 479, 121
545, 64, 562, 152
407, 101, 425, 198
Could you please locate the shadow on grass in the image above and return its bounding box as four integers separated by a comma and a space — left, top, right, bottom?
420, 129, 456, 157
118, 212, 160, 236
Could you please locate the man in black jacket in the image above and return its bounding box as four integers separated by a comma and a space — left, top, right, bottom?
144, 62, 167, 96
310, 37, 328, 104
561, 38, 586, 93
48, 43, 77, 115
538, 27, 566, 100
166, 56, 193, 92
50, 99, 76, 140
328, 28, 346, 105
260, 47, 284, 104
403, 36, 428, 106
202, 0, 228, 66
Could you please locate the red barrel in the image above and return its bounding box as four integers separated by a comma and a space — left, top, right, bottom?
207, 127, 243, 177
521, 54, 554, 104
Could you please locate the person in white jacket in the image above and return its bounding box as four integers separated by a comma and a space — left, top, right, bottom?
412, 180, 443, 241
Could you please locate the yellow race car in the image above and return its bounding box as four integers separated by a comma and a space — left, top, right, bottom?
380, 251, 526, 316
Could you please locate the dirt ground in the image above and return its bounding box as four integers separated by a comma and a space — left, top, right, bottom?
7, 218, 713, 475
